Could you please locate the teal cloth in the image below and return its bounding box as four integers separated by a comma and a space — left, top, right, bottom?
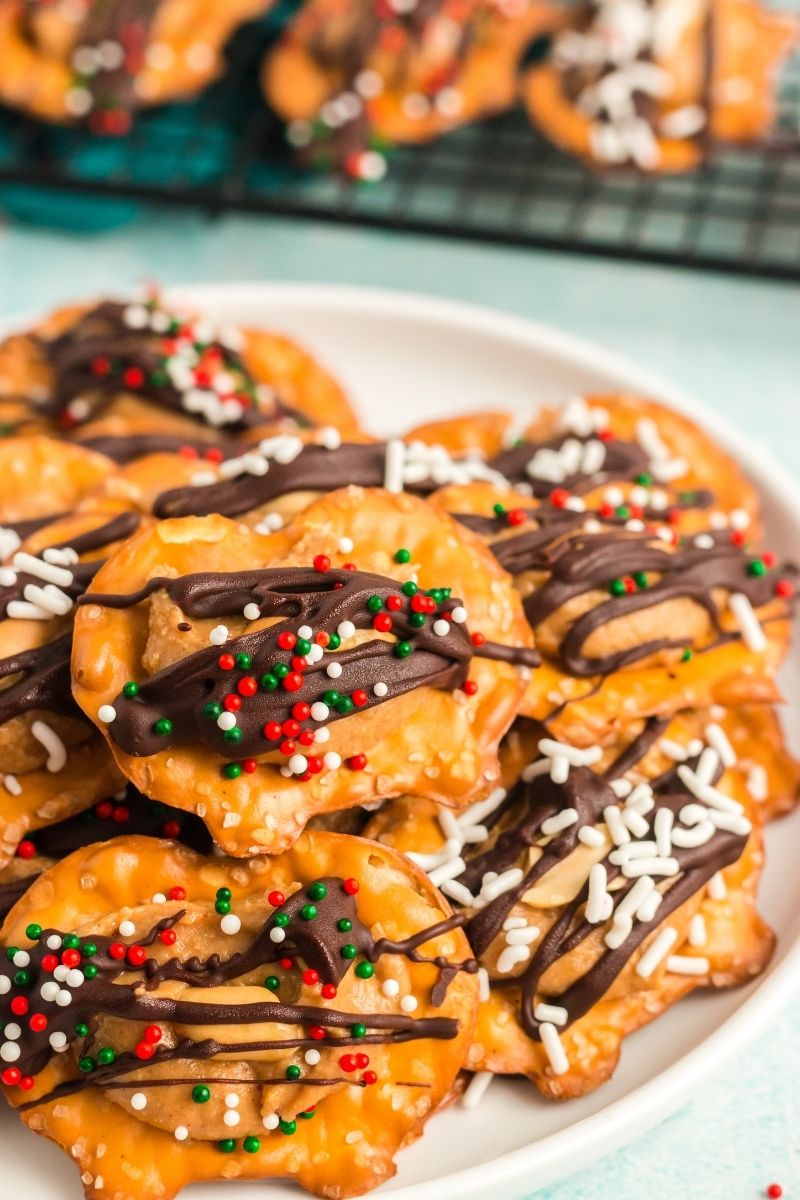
0, 209, 797, 1199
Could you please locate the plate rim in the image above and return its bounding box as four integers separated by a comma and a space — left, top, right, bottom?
3, 281, 799, 1200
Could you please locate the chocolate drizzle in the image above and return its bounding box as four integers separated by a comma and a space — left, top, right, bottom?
80, 567, 478, 760
75, 432, 242, 465
3, 875, 471, 1113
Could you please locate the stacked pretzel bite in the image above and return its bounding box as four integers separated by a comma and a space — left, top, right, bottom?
0, 289, 796, 1198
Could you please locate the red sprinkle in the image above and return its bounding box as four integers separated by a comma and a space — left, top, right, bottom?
386, 594, 403, 611
122, 366, 144, 389
18, 1075, 35, 1092
242, 759, 257, 774
777, 579, 795, 599
470, 632, 486, 647
126, 945, 147, 967
112, 806, 129, 824
346, 754, 367, 771
313, 555, 331, 573
41, 955, 58, 973
61, 950, 81, 968
159, 929, 177, 946
90, 356, 111, 377
306, 756, 324, 774
549, 489, 569, 509
315, 631, 330, 647
766, 1187, 783, 1199
352, 690, 368, 707
280, 739, 296, 756
763, 551, 777, 567
373, 613, 393, 633
280, 957, 294, 971
95, 801, 113, 820
162, 821, 181, 839
237, 676, 257, 697
298, 730, 315, 747
135, 1041, 155, 1060
321, 983, 337, 999
218, 654, 235, 671
221, 694, 241, 714
343, 878, 359, 896
290, 656, 308, 673
283, 672, 304, 693
277, 631, 297, 651
730, 529, 746, 546
355, 1053, 369, 1069
339, 1054, 358, 1072
507, 506, 528, 524
16, 841, 36, 860
109, 943, 126, 960
598, 429, 613, 442
144, 1025, 162, 1044
282, 719, 301, 738
1, 1068, 21, 1086
268, 891, 285, 907
309, 1025, 326, 1040
362, 1070, 377, 1085
263, 721, 282, 742
29, 1013, 47, 1032
462, 680, 478, 696
168, 886, 186, 902
205, 447, 223, 464
303, 969, 320, 986
10, 997, 28, 1016
292, 702, 311, 721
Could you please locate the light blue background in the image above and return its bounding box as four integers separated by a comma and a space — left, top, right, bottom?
0, 208, 798, 1199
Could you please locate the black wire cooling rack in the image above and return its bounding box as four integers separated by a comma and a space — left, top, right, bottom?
0, 6, 798, 281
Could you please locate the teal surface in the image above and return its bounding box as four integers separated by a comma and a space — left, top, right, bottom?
0, 210, 798, 1199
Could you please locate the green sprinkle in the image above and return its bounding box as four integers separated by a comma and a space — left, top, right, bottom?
748, 559, 767, 577
296, 638, 312, 655
243, 1136, 261, 1154
351, 1023, 367, 1038
308, 882, 327, 901
264, 975, 280, 992
609, 579, 626, 597
192, 1085, 211, 1104
615, 505, 630, 520
279, 1119, 296, 1136
394, 641, 412, 658
366, 596, 383, 613
13, 970, 30, 986
355, 962, 374, 979
216, 887, 232, 901
63, 934, 80, 949
83, 964, 98, 980
74, 1023, 89, 1037
298, 1108, 316, 1120
337, 918, 352, 932
97, 1047, 116, 1066
218, 1138, 237, 1153
215, 899, 231, 915
273, 662, 290, 679
300, 904, 317, 921
285, 1065, 302, 1080
223, 727, 243, 745
492, 504, 506, 516
203, 702, 222, 719
153, 718, 173, 736
322, 690, 340, 706
78, 1056, 95, 1073
341, 944, 357, 960
274, 912, 289, 927
681, 649, 693, 662
223, 763, 242, 780
326, 632, 342, 652
394, 548, 411, 564
260, 673, 278, 692
4, 947, 17, 961
123, 682, 139, 698
410, 612, 426, 628
633, 571, 648, 589
150, 370, 168, 388
635, 473, 653, 486
25, 924, 42, 941
334, 696, 354, 715
401, 581, 418, 597
235, 653, 251, 669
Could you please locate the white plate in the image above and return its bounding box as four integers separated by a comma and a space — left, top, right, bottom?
3, 283, 799, 1200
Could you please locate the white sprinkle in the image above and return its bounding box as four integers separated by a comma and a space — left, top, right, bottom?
622, 856, 679, 878
441, 880, 475, 907
708, 872, 728, 900
97, 704, 117, 724
538, 738, 603, 767
666, 955, 710, 976
223, 1110, 240, 1127
152, 893, 166, 904
66, 969, 84, 988
729, 592, 767, 652
220, 914, 241, 935
457, 788, 507, 829
693, 533, 715, 550
225, 1093, 239, 1108
31, 721, 67, 773
746, 765, 768, 803
603, 805, 630, 846
433, 619, 450, 637
636, 891, 663, 923
550, 755, 570, 784
540, 1022, 569, 1074
451, 606, 468, 624
614, 874, 655, 921
541, 808, 579, 836
400, 995, 418, 1013
12, 551, 72, 588
243, 603, 260, 621
55, 990, 72, 1007
217, 712, 237, 732
53, 965, 69, 982
704, 723, 736, 768
462, 1071, 494, 1109
0, 1043, 20, 1062
2, 773, 21, 796
707, 810, 752, 836
635, 926, 678, 978
534, 1003, 568, 1026
610, 777, 633, 798
671, 820, 715, 849
373, 681, 388, 697
677, 765, 743, 814
695, 747, 720, 786
505, 926, 540, 946
289, 754, 308, 775
688, 914, 707, 947
477, 967, 491, 1001
131, 1092, 147, 1111
428, 856, 466, 888
174, 1126, 189, 1141
337, 620, 356, 640
209, 625, 229, 645
310, 702, 329, 722
40, 982, 60, 1002
269, 927, 286, 943
521, 759, 551, 782
326, 662, 343, 679
654, 807, 673, 857
497, 944, 531, 974
586, 864, 609, 924
49, 1032, 68, 1051
303, 1049, 321, 1067
479, 867, 523, 903
384, 440, 405, 493
323, 752, 342, 771
621, 808, 650, 839
118, 920, 136, 937
660, 738, 689, 762
578, 825, 605, 848
381, 978, 400, 998
4, 1023, 21, 1041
